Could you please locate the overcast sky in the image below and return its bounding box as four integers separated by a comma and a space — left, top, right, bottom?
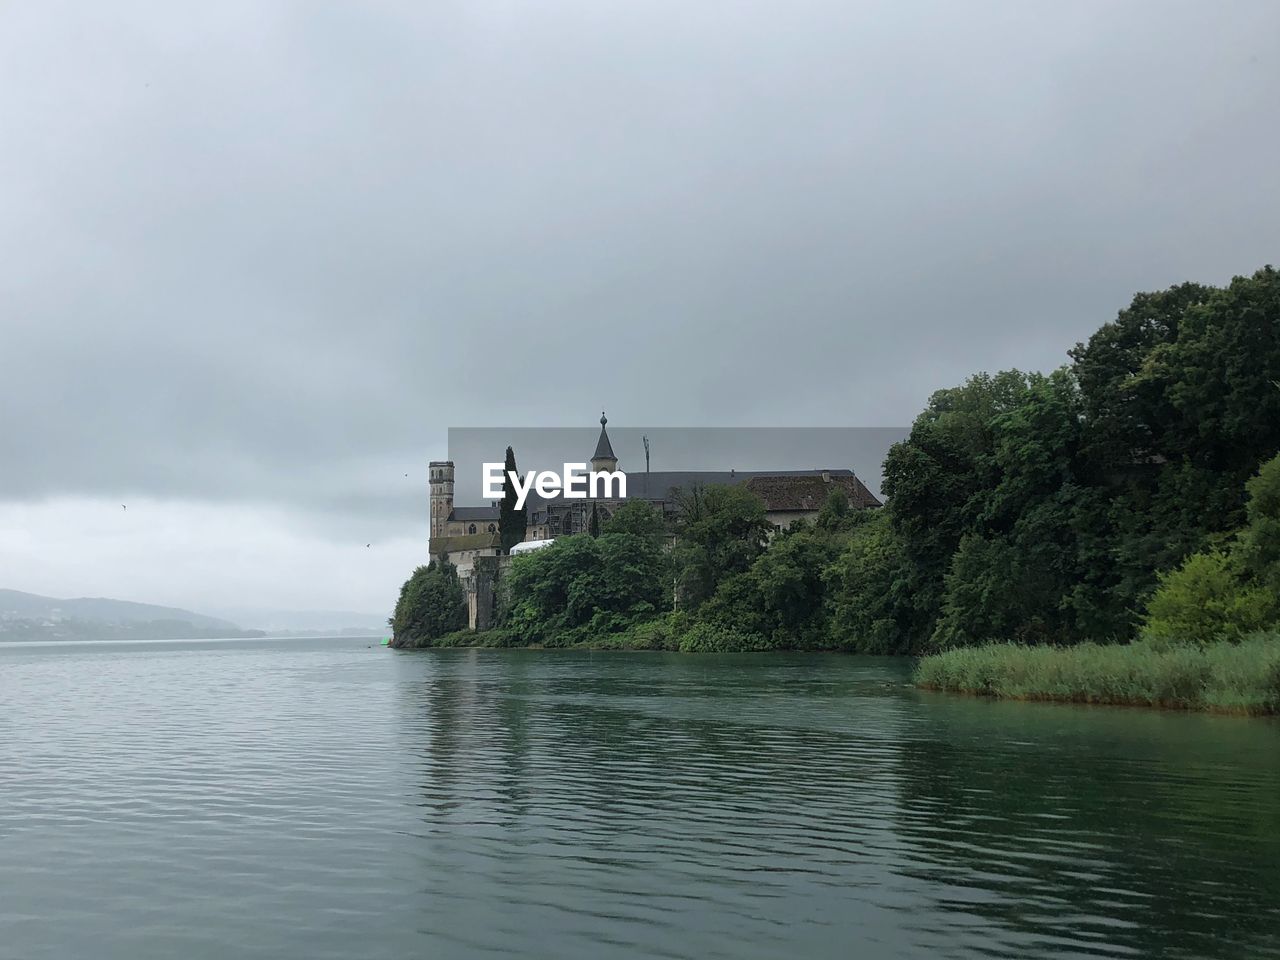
2, 0, 1277, 619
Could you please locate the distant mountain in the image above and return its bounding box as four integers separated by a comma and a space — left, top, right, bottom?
0, 589, 241, 630
0, 589, 261, 641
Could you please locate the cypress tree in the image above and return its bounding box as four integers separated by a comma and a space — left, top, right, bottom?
589, 501, 601, 538
498, 446, 527, 552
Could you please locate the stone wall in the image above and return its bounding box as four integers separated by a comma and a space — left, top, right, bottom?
470, 555, 503, 630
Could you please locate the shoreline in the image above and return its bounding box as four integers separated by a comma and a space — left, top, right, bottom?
914, 683, 1280, 717
389, 631, 1280, 718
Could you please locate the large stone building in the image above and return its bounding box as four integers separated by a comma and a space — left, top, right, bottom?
427, 414, 881, 627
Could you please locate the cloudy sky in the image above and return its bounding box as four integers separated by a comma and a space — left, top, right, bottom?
1, 0, 1277, 620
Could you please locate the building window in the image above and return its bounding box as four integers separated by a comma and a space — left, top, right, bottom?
468, 523, 477, 534
488, 524, 496, 533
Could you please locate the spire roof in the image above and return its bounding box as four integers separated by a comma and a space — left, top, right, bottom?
593, 411, 616, 462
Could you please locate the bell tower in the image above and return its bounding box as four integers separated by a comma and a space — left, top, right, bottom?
591, 412, 619, 473
429, 460, 454, 541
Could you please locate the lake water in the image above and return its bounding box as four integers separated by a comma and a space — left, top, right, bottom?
1, 637, 1277, 959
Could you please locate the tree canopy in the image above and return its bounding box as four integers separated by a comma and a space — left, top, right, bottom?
391, 560, 467, 646
500, 532, 668, 645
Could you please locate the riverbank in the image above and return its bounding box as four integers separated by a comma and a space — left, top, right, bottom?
913, 634, 1280, 715
390, 617, 785, 652
393, 628, 1280, 717
390, 621, 684, 652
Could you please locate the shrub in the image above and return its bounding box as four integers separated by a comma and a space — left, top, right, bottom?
1142, 550, 1277, 647
675, 621, 770, 653
391, 561, 467, 647
500, 532, 668, 644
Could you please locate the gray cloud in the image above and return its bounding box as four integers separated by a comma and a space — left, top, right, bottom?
2, 0, 1278, 609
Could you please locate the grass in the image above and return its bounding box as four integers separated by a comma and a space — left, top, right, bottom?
914, 632, 1280, 715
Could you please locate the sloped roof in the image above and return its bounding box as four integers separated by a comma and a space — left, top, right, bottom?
450, 469, 880, 511
450, 505, 500, 521
742, 473, 882, 511
593, 415, 616, 462
617, 468, 860, 503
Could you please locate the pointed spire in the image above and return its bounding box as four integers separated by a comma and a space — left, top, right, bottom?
592, 410, 618, 470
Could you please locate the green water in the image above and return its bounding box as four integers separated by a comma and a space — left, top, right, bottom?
1, 637, 1277, 958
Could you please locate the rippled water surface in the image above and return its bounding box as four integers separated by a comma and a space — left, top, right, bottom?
2, 638, 1278, 959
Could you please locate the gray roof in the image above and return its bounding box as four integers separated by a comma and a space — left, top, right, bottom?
522, 468, 861, 507
743, 473, 881, 510
450, 505, 500, 521
452, 469, 875, 514
619, 469, 856, 502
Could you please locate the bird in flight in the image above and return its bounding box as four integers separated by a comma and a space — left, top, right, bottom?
121, 505, 127, 511
366, 543, 371, 548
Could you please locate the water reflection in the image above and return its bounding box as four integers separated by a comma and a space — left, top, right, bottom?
895, 699, 1280, 959
2, 639, 1276, 960
400, 650, 1280, 960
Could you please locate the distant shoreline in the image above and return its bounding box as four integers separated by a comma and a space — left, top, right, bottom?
0, 633, 384, 645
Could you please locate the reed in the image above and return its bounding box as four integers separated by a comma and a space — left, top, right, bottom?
914, 633, 1280, 714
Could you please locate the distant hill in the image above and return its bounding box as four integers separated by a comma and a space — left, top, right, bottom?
0, 589, 261, 641
0, 589, 240, 630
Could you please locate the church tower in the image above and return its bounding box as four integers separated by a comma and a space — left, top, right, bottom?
428, 460, 454, 540
591, 412, 619, 473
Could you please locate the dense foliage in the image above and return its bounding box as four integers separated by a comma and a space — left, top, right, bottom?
499, 529, 669, 645
670, 484, 771, 608
879, 266, 1280, 651
1142, 453, 1280, 646
602, 499, 669, 545
390, 560, 467, 647
396, 266, 1280, 668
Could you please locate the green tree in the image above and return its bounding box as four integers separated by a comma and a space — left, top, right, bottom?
1238, 453, 1280, 591
1072, 268, 1280, 620
1069, 281, 1212, 471
671, 484, 770, 609
701, 527, 842, 648
588, 501, 600, 538
1142, 551, 1276, 647
879, 370, 1039, 641
603, 500, 668, 546
876, 266, 1280, 650
1143, 452, 1280, 645
392, 561, 467, 645
815, 488, 855, 531
825, 510, 914, 653
500, 533, 668, 644
498, 446, 527, 552
929, 370, 1096, 646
